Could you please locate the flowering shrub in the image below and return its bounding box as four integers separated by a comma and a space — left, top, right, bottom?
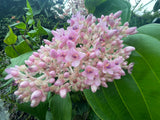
5, 11, 136, 107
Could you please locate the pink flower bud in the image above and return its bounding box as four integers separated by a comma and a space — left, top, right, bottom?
91, 85, 98, 93
107, 30, 117, 38
33, 52, 39, 57
64, 72, 70, 78
31, 90, 42, 100
31, 87, 37, 92
90, 52, 96, 58
109, 19, 115, 28
49, 78, 55, 83
60, 88, 67, 98
80, 32, 85, 38
50, 49, 57, 58
88, 27, 92, 33
17, 95, 23, 99
11, 71, 19, 77
38, 62, 46, 68
126, 27, 137, 34
25, 60, 33, 66
101, 47, 105, 52
29, 82, 35, 87
44, 87, 50, 92
29, 65, 38, 72
97, 61, 103, 68
29, 55, 35, 62
101, 82, 108, 88
101, 77, 106, 81
86, 14, 92, 23
44, 57, 51, 63
124, 22, 129, 26
101, 15, 104, 19
83, 39, 88, 44
41, 95, 46, 102
124, 46, 135, 53
111, 41, 117, 46
31, 99, 40, 107
54, 79, 65, 86
49, 71, 56, 77
19, 81, 29, 88
44, 39, 51, 45
14, 91, 20, 95
114, 11, 122, 19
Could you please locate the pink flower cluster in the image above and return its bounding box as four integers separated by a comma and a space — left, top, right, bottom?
5, 11, 136, 107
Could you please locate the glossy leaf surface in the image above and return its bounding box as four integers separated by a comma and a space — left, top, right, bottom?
137, 23, 160, 40
5, 40, 32, 58
85, 0, 131, 24
4, 26, 17, 45
17, 101, 49, 120
85, 0, 107, 13
10, 22, 26, 29
49, 94, 72, 120
84, 24, 160, 120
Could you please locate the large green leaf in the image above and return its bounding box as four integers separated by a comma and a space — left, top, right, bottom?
10, 22, 26, 29
153, 0, 160, 12
28, 21, 53, 40
85, 0, 107, 13
8, 51, 33, 67
137, 23, 160, 40
4, 26, 17, 45
84, 24, 160, 120
17, 101, 49, 120
85, 0, 131, 24
5, 40, 32, 58
49, 94, 72, 120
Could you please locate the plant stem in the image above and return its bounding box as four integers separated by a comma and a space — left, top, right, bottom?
132, 0, 141, 12
11, 44, 20, 55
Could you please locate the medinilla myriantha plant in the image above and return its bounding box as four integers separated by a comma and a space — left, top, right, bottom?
2, 0, 160, 120
5, 11, 136, 107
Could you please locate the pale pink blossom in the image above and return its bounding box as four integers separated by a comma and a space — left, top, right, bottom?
65, 48, 86, 67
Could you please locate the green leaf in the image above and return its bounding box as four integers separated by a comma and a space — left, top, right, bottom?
45, 111, 54, 120
28, 30, 37, 38
8, 51, 33, 67
42, 27, 53, 40
84, 24, 160, 120
17, 101, 49, 120
85, 0, 107, 13
5, 46, 19, 58
92, 0, 131, 24
153, 0, 160, 12
37, 23, 48, 36
4, 26, 17, 45
2, 51, 33, 76
26, 0, 33, 14
26, 0, 34, 23
49, 94, 72, 120
137, 23, 160, 40
0, 79, 13, 89
28, 19, 35, 25
10, 22, 26, 29
5, 41, 32, 58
